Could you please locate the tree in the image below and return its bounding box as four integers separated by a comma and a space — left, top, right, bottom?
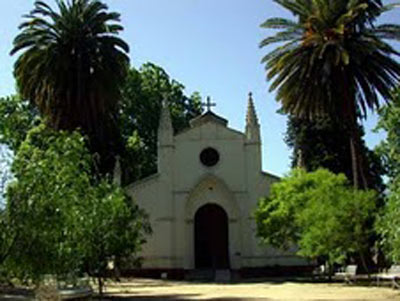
260, 0, 400, 189
255, 169, 377, 276
0, 95, 39, 153
375, 88, 400, 263
0, 147, 13, 208
2, 124, 150, 293
285, 116, 385, 192
10, 0, 130, 173
119, 63, 202, 183
0, 62, 202, 184
0, 150, 13, 283
0, 94, 39, 211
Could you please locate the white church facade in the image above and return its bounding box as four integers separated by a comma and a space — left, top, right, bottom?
125, 93, 308, 276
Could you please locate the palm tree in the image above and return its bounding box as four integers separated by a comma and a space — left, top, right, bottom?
11, 0, 130, 173
260, 0, 400, 189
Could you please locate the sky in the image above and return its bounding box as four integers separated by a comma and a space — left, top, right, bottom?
0, 0, 399, 177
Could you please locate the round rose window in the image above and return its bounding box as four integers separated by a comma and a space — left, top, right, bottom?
200, 148, 220, 167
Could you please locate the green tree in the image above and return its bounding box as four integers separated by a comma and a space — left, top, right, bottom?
119, 63, 202, 183
375, 88, 400, 263
285, 116, 385, 192
0, 94, 40, 208
0, 95, 39, 153
255, 169, 377, 276
260, 0, 400, 188
11, 0, 130, 173
0, 63, 202, 184
2, 125, 150, 292
0, 148, 13, 220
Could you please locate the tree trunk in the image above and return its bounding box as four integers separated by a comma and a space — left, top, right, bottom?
98, 277, 103, 300
360, 250, 370, 280
347, 102, 368, 190
342, 72, 368, 190
349, 125, 369, 190
349, 133, 359, 189
327, 262, 333, 282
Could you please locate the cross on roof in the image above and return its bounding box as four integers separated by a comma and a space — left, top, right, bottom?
202, 96, 216, 112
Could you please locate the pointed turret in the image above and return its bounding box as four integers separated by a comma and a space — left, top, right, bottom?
297, 148, 305, 169
113, 156, 122, 186
157, 100, 174, 176
158, 100, 173, 147
245, 92, 260, 143
244, 92, 262, 196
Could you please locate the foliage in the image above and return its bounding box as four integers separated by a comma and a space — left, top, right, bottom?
0, 63, 202, 186
0, 211, 11, 283
375, 88, 400, 262
2, 124, 150, 285
0, 147, 14, 208
10, 0, 130, 173
0, 94, 39, 210
260, 0, 400, 117
0, 95, 39, 152
260, 0, 400, 188
255, 169, 377, 270
377, 189, 400, 263
285, 116, 385, 192
0, 148, 12, 280
119, 63, 202, 183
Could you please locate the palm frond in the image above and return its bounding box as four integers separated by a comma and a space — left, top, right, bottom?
11, 0, 130, 141
260, 18, 300, 29
261, 0, 400, 121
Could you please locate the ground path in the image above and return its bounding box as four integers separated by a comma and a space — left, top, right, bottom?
1, 278, 400, 300
101, 278, 400, 301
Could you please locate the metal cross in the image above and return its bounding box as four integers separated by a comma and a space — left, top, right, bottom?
202, 96, 216, 112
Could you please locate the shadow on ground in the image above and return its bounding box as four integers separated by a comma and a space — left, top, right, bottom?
0, 286, 33, 301
2, 278, 399, 301
100, 296, 272, 301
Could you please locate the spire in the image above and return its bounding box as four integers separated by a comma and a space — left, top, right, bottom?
246, 92, 259, 126
297, 148, 305, 169
245, 92, 260, 142
113, 155, 122, 186
158, 100, 173, 146
159, 99, 173, 131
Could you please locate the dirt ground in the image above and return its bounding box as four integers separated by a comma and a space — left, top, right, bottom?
100, 278, 400, 301
1, 278, 400, 300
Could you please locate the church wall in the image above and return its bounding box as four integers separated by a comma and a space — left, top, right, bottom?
172, 192, 189, 269
127, 178, 177, 268
173, 123, 248, 193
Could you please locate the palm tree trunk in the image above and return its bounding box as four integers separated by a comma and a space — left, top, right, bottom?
344, 80, 367, 190
357, 139, 369, 189
349, 133, 359, 189
349, 121, 368, 190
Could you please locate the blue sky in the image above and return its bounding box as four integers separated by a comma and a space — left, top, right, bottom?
1, 0, 399, 176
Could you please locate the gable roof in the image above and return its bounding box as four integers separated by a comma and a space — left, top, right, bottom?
175, 111, 245, 138
189, 111, 228, 128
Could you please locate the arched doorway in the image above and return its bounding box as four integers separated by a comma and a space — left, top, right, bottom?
194, 204, 230, 269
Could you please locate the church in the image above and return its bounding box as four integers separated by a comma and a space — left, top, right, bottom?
125, 93, 308, 278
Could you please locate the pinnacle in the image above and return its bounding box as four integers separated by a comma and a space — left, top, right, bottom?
159, 100, 173, 131
246, 92, 259, 126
